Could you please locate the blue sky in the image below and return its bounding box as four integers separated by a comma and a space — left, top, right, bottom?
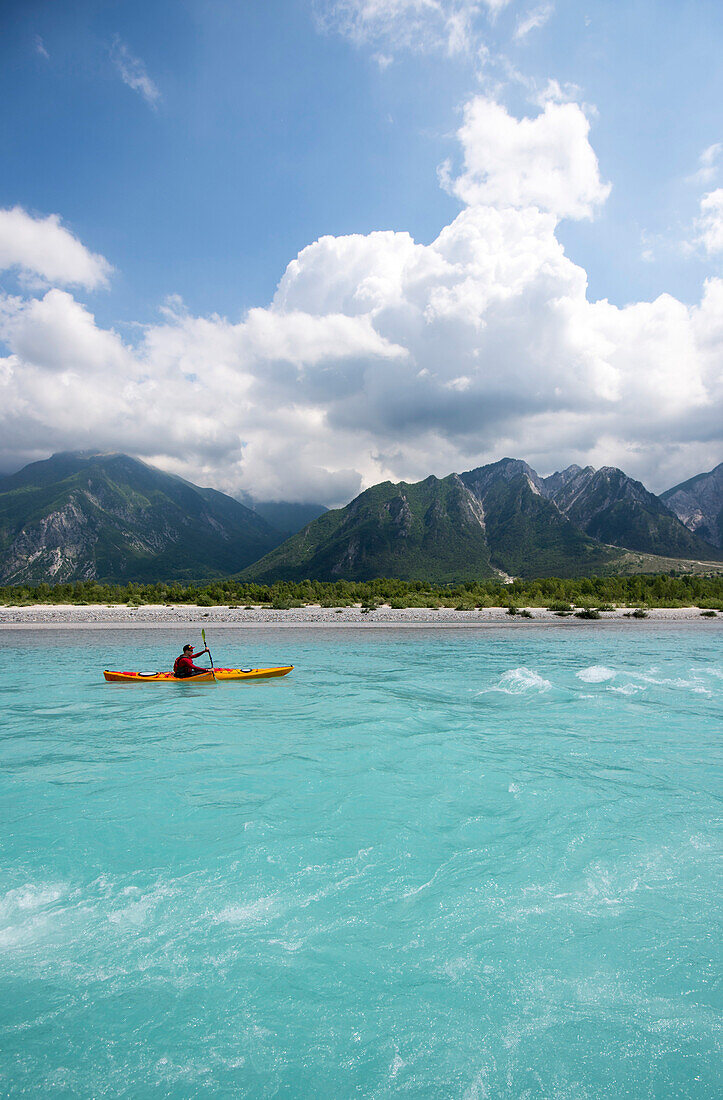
0, 0, 721, 500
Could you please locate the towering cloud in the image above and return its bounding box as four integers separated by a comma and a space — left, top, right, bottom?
0, 94, 720, 500
448, 97, 610, 218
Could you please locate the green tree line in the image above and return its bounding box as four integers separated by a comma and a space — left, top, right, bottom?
1, 574, 721, 608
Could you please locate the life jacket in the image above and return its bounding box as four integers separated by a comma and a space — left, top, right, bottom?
173, 654, 192, 677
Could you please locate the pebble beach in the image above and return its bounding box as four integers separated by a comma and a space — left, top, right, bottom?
0, 603, 718, 627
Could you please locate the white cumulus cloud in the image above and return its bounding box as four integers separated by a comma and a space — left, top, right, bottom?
448, 96, 610, 218
0, 94, 720, 500
0, 207, 112, 290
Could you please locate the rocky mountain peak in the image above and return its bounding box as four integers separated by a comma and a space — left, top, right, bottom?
541, 464, 594, 499
460, 458, 545, 499
661, 462, 723, 548
540, 460, 719, 559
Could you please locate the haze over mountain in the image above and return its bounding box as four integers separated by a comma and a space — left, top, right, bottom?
0, 452, 281, 584
247, 501, 328, 541
661, 464, 723, 550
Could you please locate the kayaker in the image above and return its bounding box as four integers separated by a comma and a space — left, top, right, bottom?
173, 644, 211, 678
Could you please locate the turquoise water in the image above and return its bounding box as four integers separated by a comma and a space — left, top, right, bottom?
1, 624, 721, 1098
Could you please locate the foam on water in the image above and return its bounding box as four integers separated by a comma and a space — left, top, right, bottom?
610, 681, 643, 695
575, 662, 719, 696
576, 664, 617, 682
216, 896, 280, 925
480, 666, 552, 694
0, 623, 720, 1096
0, 881, 69, 949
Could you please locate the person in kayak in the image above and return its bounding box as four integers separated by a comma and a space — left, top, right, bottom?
173, 644, 211, 678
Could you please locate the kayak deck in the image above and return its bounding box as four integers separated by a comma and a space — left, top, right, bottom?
103, 666, 293, 683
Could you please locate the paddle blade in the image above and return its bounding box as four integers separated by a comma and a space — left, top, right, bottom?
201, 627, 216, 678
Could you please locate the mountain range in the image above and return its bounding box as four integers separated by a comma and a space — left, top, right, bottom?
0, 452, 720, 584
243, 459, 723, 582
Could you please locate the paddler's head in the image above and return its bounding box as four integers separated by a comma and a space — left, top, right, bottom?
183, 644, 193, 654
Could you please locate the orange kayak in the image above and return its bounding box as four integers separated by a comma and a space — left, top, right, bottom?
103, 666, 294, 683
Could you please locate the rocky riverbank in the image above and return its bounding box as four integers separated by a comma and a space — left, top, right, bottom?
0, 603, 719, 627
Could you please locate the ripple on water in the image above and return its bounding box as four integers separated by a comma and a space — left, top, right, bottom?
0, 625, 720, 1096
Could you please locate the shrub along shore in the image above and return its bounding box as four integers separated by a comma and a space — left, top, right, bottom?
1, 575, 722, 610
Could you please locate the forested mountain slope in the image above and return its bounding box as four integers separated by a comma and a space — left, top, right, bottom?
0, 452, 280, 583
